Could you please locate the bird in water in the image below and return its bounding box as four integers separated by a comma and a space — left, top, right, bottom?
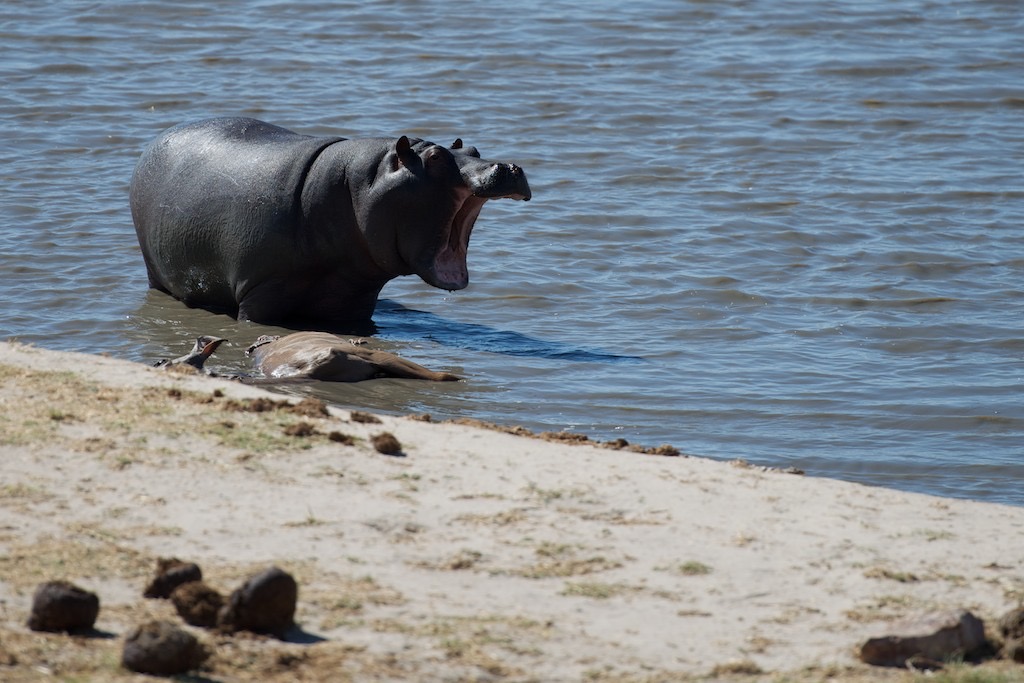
154, 336, 227, 374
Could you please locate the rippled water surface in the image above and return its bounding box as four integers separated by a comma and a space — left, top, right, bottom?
2, 1, 1023, 504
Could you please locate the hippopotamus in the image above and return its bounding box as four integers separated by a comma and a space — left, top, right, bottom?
130, 117, 531, 324
246, 332, 459, 382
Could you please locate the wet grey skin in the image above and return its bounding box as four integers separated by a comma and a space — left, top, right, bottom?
130, 117, 531, 324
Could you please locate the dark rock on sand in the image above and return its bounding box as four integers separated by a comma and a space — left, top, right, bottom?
122, 620, 209, 676
27, 581, 99, 633
143, 557, 203, 599
218, 566, 297, 636
859, 609, 986, 668
171, 581, 225, 628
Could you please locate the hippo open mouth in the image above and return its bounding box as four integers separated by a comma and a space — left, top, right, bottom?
426, 194, 486, 291
420, 157, 530, 292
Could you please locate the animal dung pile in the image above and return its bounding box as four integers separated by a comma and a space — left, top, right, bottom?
22, 558, 301, 677
122, 620, 209, 676
999, 607, 1024, 663
170, 581, 224, 628
26, 580, 99, 633
371, 431, 402, 455
142, 557, 202, 598
856, 607, 1024, 669
145, 558, 298, 636
218, 566, 299, 636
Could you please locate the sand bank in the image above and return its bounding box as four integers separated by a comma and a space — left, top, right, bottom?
1, 341, 1022, 681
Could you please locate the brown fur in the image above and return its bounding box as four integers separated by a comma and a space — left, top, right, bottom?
247, 332, 459, 382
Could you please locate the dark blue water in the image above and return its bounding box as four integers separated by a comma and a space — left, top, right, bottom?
2, 0, 1022, 504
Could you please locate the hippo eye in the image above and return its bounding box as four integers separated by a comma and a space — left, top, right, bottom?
425, 147, 446, 164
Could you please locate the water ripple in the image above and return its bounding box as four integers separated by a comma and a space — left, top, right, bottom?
1, 0, 1023, 505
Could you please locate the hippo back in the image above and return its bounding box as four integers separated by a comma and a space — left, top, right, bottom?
130, 118, 344, 310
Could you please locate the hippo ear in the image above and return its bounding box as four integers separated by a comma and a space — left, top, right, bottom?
453, 140, 481, 158
393, 135, 415, 169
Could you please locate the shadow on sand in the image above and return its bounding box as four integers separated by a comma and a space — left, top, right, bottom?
279, 623, 328, 645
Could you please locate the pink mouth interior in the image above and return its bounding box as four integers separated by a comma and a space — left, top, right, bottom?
430, 195, 484, 291
432, 245, 469, 290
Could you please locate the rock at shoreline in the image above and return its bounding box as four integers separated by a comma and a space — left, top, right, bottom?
122, 620, 209, 675
171, 581, 225, 628
859, 609, 986, 668
27, 581, 100, 633
143, 557, 203, 599
218, 566, 297, 636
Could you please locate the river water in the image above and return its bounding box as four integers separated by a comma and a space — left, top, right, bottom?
2, 1, 1022, 505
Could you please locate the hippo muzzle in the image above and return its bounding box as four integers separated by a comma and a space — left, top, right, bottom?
467, 162, 532, 201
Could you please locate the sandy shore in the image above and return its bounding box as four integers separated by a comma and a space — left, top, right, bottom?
1, 340, 1023, 682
